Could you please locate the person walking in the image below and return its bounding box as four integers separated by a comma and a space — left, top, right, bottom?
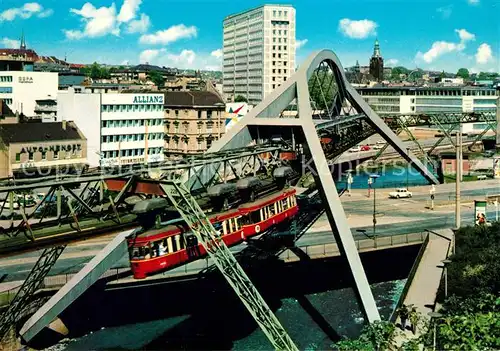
398, 304, 409, 331
409, 307, 419, 334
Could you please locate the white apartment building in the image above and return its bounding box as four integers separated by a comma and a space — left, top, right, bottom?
223, 4, 296, 105
358, 86, 499, 132
0, 71, 58, 116
57, 88, 165, 168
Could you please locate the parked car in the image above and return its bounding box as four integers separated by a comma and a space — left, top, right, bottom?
389, 188, 413, 199
373, 144, 384, 150
349, 146, 361, 153
361, 145, 371, 151
376, 140, 385, 144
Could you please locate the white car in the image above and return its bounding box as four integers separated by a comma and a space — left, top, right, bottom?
349, 146, 361, 153
389, 188, 413, 199
373, 144, 384, 150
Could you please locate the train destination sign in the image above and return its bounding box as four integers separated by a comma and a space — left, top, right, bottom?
133, 95, 164, 104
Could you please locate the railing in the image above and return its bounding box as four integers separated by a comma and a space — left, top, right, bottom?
0, 268, 130, 308
281, 231, 427, 262
389, 231, 431, 322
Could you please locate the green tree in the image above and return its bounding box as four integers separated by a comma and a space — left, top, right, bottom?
148, 70, 165, 87
456, 68, 470, 79
308, 70, 336, 110
439, 70, 446, 79
391, 66, 409, 81
89, 62, 102, 80
234, 95, 248, 103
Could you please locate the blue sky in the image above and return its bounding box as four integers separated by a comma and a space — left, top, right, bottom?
0, 0, 498, 73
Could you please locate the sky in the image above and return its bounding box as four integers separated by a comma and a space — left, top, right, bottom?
0, 0, 498, 73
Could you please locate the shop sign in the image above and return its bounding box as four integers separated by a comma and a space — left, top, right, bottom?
19, 144, 82, 154
133, 95, 164, 104
18, 76, 33, 84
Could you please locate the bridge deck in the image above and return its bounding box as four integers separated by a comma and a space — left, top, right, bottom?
394, 228, 452, 346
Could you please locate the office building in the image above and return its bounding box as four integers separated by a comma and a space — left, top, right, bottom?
0, 120, 87, 178
57, 88, 165, 168
164, 91, 225, 154
0, 71, 58, 116
223, 4, 296, 105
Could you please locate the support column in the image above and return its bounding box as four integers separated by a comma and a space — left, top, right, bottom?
455, 132, 461, 229
296, 72, 380, 323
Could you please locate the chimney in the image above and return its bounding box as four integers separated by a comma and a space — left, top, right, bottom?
62, 120, 67, 130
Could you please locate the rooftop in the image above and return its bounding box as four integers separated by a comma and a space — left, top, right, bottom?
163, 91, 224, 107
224, 4, 293, 21
0, 122, 84, 145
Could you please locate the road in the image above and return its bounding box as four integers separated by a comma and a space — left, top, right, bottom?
1, 179, 499, 285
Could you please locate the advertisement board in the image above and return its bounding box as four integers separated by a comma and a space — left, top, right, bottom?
493, 157, 500, 179
474, 200, 487, 225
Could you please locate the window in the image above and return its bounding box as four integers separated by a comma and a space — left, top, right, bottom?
15, 153, 20, 162
197, 141, 203, 150
284, 11, 287, 16
0, 87, 12, 93
207, 111, 212, 119
272, 53, 276, 58
198, 110, 202, 119
175, 110, 179, 118
272, 61, 276, 66
272, 77, 276, 81
54, 151, 59, 160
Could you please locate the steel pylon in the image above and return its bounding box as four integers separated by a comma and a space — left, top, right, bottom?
160, 181, 298, 351
0, 246, 66, 342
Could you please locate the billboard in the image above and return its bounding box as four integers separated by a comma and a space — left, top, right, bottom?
474, 200, 487, 225
493, 157, 500, 179
224, 103, 251, 132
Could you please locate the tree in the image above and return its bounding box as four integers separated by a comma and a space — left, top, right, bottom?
148, 70, 165, 87
308, 70, 336, 110
456, 68, 470, 79
391, 66, 410, 81
90, 62, 102, 80
439, 70, 446, 79
234, 95, 248, 103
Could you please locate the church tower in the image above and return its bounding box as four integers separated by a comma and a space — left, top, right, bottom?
20, 30, 26, 50
369, 39, 384, 81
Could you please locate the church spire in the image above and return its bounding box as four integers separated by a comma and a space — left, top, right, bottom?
373, 38, 380, 57
20, 30, 26, 50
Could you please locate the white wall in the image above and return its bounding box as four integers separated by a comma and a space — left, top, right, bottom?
57, 89, 101, 167
0, 71, 58, 116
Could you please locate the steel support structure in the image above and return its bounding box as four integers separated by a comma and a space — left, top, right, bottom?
160, 181, 298, 350
0, 245, 66, 342
205, 49, 440, 324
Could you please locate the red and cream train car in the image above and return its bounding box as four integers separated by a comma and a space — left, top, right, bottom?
128, 188, 298, 279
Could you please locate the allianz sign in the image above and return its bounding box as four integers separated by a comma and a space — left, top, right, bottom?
133, 95, 164, 104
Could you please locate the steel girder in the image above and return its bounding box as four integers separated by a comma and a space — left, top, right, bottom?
0, 245, 66, 342
160, 181, 298, 351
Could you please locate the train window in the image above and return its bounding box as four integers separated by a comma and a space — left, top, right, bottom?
239, 215, 250, 226
234, 217, 240, 231
291, 195, 296, 206
277, 200, 282, 213
178, 235, 185, 249
213, 221, 223, 236
282, 199, 288, 210
171, 237, 178, 252
131, 247, 141, 259
228, 219, 234, 233
250, 211, 260, 223
274, 203, 278, 215
222, 220, 228, 235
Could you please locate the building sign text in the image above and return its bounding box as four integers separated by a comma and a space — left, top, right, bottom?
18, 76, 33, 84
20, 144, 82, 154
133, 95, 164, 104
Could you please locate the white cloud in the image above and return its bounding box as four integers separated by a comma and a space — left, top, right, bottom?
138, 49, 223, 70
475, 43, 493, 64
65, 0, 150, 40
139, 48, 165, 63
139, 24, 197, 45
338, 18, 377, 39
0, 2, 53, 21
65, 2, 119, 39
296, 39, 308, 49
436, 5, 453, 19
455, 28, 475, 42
1, 38, 21, 48
210, 49, 222, 59
467, 0, 479, 5
127, 13, 150, 33
386, 58, 399, 66
416, 28, 476, 63
117, 0, 141, 23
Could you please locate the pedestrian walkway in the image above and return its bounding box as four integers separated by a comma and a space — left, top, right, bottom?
394, 228, 453, 347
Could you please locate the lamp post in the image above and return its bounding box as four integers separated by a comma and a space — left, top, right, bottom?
370, 174, 380, 237
346, 169, 353, 197
428, 311, 443, 351
442, 259, 452, 299
406, 147, 410, 190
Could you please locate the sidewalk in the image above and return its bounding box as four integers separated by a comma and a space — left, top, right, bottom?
394, 229, 453, 347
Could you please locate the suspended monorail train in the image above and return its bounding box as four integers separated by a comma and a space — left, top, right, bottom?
127, 187, 298, 279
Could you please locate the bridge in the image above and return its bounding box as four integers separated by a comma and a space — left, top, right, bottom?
0, 50, 498, 350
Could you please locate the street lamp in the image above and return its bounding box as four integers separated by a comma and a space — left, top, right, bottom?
406, 147, 410, 190
428, 311, 443, 351
442, 259, 452, 299
370, 174, 380, 237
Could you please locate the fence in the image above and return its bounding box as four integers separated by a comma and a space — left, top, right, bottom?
0, 267, 130, 308
280, 231, 427, 262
